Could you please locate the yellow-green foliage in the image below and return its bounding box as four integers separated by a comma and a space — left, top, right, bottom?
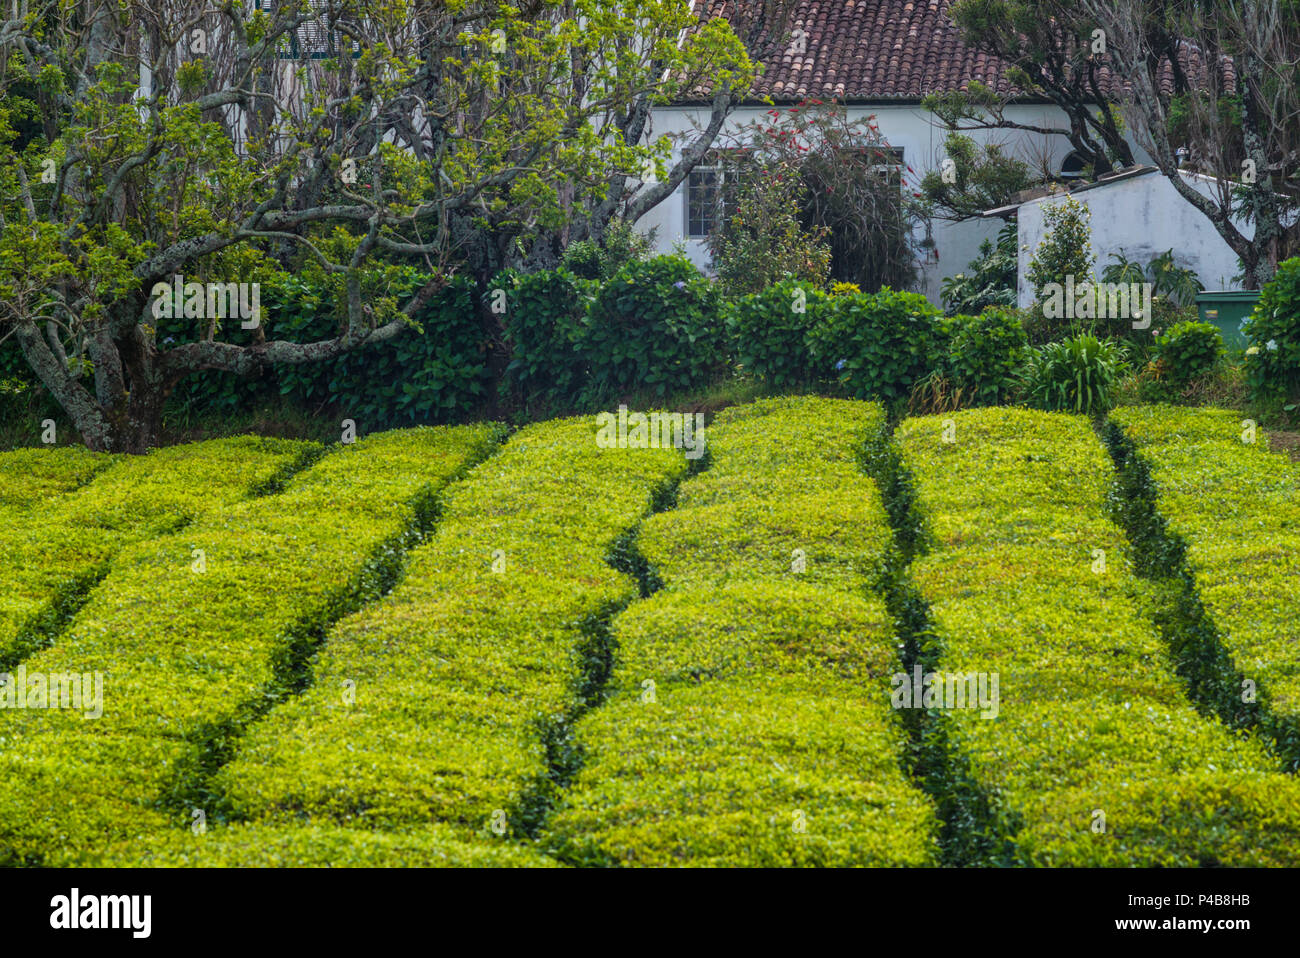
65, 823, 559, 868
900, 406, 1300, 865
1112, 405, 1300, 723
206, 417, 687, 843
0, 436, 314, 667
636, 397, 894, 591
0, 426, 501, 865
546, 397, 940, 866
0, 446, 115, 512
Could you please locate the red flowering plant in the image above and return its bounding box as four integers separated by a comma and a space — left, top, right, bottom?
713, 100, 923, 293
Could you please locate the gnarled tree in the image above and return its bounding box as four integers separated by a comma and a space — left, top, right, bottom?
0, 0, 755, 451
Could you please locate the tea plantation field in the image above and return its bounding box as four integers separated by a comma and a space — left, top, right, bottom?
1, 397, 1298, 867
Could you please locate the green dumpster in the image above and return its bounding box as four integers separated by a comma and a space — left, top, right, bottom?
1196, 290, 1260, 351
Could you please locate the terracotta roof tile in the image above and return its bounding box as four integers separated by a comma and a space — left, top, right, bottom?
694, 0, 1228, 102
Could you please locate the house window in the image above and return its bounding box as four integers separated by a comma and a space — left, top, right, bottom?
867, 147, 906, 189
685, 151, 747, 238
686, 168, 721, 239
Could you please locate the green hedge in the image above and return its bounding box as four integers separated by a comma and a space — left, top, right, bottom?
808, 288, 950, 403
1244, 256, 1300, 406
723, 280, 832, 388
0, 437, 316, 671
0, 425, 503, 865
545, 397, 940, 866
200, 417, 687, 843
581, 255, 726, 399
489, 267, 595, 407
946, 307, 1028, 404
156, 270, 489, 426
899, 407, 1300, 865
1111, 405, 1300, 757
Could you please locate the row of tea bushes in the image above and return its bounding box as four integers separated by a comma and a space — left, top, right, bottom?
76, 821, 558, 869
545, 397, 941, 866
0, 437, 315, 670
0, 426, 503, 865
898, 407, 1300, 865
1111, 405, 1300, 760
0, 446, 114, 511
90, 417, 689, 865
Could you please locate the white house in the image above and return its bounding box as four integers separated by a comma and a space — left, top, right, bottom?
636, 0, 1237, 306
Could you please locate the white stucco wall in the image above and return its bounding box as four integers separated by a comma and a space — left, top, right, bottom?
1014, 171, 1249, 308
634, 102, 1117, 305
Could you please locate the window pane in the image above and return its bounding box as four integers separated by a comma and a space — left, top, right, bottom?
686, 169, 719, 238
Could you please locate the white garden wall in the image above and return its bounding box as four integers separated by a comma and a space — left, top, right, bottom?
1014, 170, 1250, 309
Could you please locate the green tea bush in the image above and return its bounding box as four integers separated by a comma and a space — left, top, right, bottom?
724, 280, 831, 388
898, 407, 1300, 865
808, 287, 949, 403
1153, 320, 1223, 386
76, 822, 558, 868
210, 418, 687, 839
0, 436, 312, 675
581, 255, 725, 398
0, 426, 502, 864
1244, 256, 1300, 408
548, 398, 939, 866
1020, 334, 1123, 414
946, 307, 1028, 404
491, 267, 595, 407
1112, 405, 1300, 766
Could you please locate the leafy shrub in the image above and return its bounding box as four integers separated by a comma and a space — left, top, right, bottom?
491, 267, 595, 407
724, 280, 830, 388
808, 288, 949, 403
1020, 334, 1123, 414
1025, 195, 1094, 342
946, 306, 1028, 404
1102, 248, 1205, 309
581, 255, 725, 398
941, 221, 1018, 316
1026, 196, 1095, 302
271, 273, 488, 425
828, 281, 861, 297
706, 162, 831, 297
1244, 256, 1300, 409
1153, 320, 1223, 386
561, 219, 656, 282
